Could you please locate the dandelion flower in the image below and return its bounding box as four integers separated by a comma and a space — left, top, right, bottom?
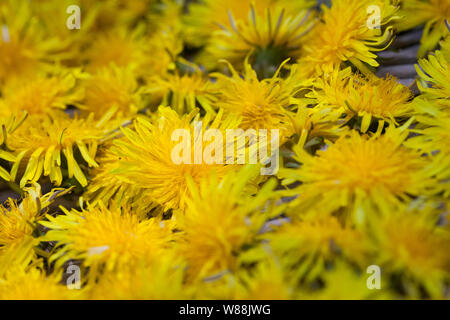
298, 0, 398, 75
0, 0, 65, 84
407, 111, 450, 198
0, 69, 84, 117
234, 258, 297, 300
147, 67, 219, 115
83, 142, 158, 219
213, 60, 296, 141
260, 216, 368, 282
280, 128, 435, 225
81, 66, 146, 123
40, 204, 176, 279
177, 165, 281, 279
0, 265, 78, 300
0, 113, 28, 180
370, 207, 450, 298
440, 36, 450, 61
200, 2, 315, 73
85, 27, 179, 79
305, 261, 390, 300
307, 67, 414, 133
0, 185, 72, 276
79, 0, 158, 31
397, 0, 450, 57
9, 112, 103, 187
184, 0, 314, 47
416, 48, 450, 112
108, 107, 240, 212
184, 0, 274, 47
288, 106, 349, 151
89, 254, 189, 300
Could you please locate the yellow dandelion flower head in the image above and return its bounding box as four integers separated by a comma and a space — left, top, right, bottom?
213, 60, 296, 141
85, 26, 179, 79
234, 258, 296, 300
308, 67, 414, 132
0, 114, 24, 180
184, 0, 275, 47
416, 49, 450, 112
0, 185, 72, 276
109, 107, 241, 212
300, 0, 398, 75
177, 165, 280, 279
397, 0, 450, 57
264, 216, 368, 279
371, 206, 450, 298
81, 66, 145, 122
280, 128, 435, 224
407, 110, 450, 197
79, 0, 157, 31
83, 142, 159, 219
288, 105, 350, 151
0, 0, 65, 85
89, 254, 189, 300
440, 35, 450, 61
305, 261, 391, 300
40, 203, 176, 278
0, 69, 84, 118
9, 112, 103, 187
200, 1, 316, 71
148, 65, 219, 115
30, 0, 90, 58
0, 265, 77, 300
85, 26, 149, 72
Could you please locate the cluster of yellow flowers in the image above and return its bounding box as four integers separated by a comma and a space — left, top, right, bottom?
0, 0, 449, 300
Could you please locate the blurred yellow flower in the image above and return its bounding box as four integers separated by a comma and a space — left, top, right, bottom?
280, 128, 436, 224
40, 204, 176, 279
397, 0, 450, 57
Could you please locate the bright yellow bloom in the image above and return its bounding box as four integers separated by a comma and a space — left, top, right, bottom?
83, 141, 159, 219
213, 60, 296, 141
441, 36, 450, 61
89, 254, 189, 300
370, 205, 450, 298
79, 0, 158, 31
177, 166, 281, 280
0, 113, 27, 180
199, 2, 315, 72
85, 27, 179, 79
184, 0, 314, 47
234, 258, 297, 300
307, 67, 414, 133
304, 261, 391, 300
81, 66, 146, 123
288, 105, 350, 151
0, 69, 84, 117
0, 0, 65, 85
298, 0, 398, 75
0, 185, 72, 276
108, 107, 240, 212
407, 111, 450, 198
397, 0, 450, 57
260, 216, 368, 281
184, 0, 274, 47
0, 265, 78, 300
280, 128, 436, 225
9, 112, 103, 187
416, 48, 450, 112
147, 68, 219, 115
40, 204, 176, 279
